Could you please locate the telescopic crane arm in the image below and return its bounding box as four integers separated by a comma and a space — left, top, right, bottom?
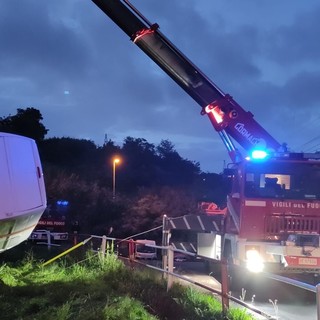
92, 0, 281, 162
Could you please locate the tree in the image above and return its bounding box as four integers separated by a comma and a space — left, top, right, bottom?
44, 167, 125, 235
39, 137, 99, 175
156, 139, 200, 186
0, 107, 48, 141
193, 172, 228, 206
121, 186, 199, 238
121, 193, 166, 238
120, 137, 158, 191
156, 139, 176, 157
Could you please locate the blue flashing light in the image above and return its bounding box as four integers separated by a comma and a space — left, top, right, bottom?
251, 150, 268, 160
57, 200, 69, 206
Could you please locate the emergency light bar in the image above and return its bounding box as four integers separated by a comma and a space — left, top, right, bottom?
251, 150, 268, 160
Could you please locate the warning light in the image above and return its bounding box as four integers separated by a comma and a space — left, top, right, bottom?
251, 150, 268, 160
57, 200, 69, 206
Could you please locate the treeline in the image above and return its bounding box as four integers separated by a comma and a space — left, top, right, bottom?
0, 108, 227, 238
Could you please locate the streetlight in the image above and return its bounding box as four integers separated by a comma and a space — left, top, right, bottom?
112, 157, 120, 199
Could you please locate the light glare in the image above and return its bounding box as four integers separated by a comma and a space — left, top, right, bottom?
246, 249, 264, 273
251, 150, 268, 159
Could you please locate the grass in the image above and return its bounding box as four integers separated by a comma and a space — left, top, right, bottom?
0, 250, 255, 320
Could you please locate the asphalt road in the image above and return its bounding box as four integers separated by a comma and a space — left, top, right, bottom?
173, 261, 318, 320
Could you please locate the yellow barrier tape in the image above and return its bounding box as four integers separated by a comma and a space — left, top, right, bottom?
41, 236, 92, 267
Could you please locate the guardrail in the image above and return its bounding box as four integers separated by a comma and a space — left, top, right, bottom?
37, 233, 320, 319
98, 239, 275, 319
121, 242, 320, 320
134, 257, 276, 319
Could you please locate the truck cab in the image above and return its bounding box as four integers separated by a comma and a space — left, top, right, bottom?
135, 239, 157, 259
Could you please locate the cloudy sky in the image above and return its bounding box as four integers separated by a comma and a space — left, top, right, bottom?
1, 0, 320, 173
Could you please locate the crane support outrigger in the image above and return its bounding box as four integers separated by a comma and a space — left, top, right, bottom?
92, 0, 320, 278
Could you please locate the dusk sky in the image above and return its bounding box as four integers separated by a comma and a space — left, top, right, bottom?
1, 0, 320, 173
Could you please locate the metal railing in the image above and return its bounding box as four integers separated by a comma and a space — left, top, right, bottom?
38, 233, 320, 319
128, 243, 277, 319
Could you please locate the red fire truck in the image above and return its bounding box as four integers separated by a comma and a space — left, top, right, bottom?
29, 201, 69, 243
92, 0, 320, 275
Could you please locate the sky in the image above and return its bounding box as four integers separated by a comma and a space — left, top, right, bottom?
1, 0, 320, 173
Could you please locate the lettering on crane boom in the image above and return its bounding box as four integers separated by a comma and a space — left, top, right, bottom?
234, 123, 264, 146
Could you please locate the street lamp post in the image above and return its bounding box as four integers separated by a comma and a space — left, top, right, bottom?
112, 157, 120, 199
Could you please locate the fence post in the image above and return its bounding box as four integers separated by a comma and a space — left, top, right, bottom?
167, 245, 174, 291
317, 283, 320, 320
100, 235, 107, 258
46, 230, 51, 247
221, 257, 230, 315
129, 239, 135, 262
73, 231, 78, 245
162, 215, 170, 279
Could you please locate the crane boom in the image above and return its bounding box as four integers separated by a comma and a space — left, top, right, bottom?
92, 0, 281, 162
92, 0, 320, 280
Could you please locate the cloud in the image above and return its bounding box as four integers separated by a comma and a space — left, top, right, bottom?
1, 0, 319, 172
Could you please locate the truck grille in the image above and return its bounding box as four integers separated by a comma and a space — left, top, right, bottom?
265, 215, 320, 234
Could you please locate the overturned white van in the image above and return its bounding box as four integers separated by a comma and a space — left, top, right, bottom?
0, 133, 46, 252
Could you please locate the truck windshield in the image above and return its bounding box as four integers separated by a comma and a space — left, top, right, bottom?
244, 161, 320, 200
136, 244, 155, 253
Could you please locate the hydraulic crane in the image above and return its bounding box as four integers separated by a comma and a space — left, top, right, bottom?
92, 0, 320, 276
92, 0, 281, 164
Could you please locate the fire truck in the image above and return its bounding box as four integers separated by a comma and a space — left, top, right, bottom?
91, 0, 320, 275
29, 201, 69, 243
29, 219, 68, 243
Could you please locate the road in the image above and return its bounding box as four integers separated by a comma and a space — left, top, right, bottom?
174, 261, 318, 320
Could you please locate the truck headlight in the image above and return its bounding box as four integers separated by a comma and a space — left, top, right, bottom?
246, 249, 264, 273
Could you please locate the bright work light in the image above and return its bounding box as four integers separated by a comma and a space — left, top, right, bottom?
246, 249, 264, 273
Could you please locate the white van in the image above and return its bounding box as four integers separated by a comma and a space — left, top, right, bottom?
0, 133, 46, 252
135, 239, 157, 259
